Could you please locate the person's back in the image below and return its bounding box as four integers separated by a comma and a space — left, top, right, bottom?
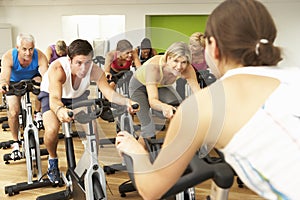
46, 40, 67, 64
218, 66, 300, 199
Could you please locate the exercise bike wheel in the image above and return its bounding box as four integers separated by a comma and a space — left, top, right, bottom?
92, 174, 105, 200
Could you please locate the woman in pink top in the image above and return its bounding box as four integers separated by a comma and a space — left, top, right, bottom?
104, 39, 141, 88
176, 32, 209, 99
189, 32, 208, 71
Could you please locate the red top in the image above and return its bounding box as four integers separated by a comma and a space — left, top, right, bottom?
111, 51, 132, 71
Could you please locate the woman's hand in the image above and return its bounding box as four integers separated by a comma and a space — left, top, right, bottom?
126, 99, 140, 114
116, 131, 147, 156
105, 72, 112, 81
162, 104, 176, 119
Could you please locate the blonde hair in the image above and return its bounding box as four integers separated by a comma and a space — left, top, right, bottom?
189, 32, 205, 48
55, 40, 67, 52
163, 41, 192, 64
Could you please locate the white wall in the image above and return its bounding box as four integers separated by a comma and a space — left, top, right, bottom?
0, 23, 12, 57
0, 0, 299, 67
265, 1, 300, 67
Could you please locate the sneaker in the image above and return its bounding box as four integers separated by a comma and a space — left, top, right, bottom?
10, 142, 22, 160
34, 112, 44, 130
10, 149, 22, 161
47, 158, 60, 184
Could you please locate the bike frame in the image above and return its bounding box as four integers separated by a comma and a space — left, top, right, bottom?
21, 91, 42, 183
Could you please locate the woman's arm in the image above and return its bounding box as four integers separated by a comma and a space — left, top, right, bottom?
45, 46, 52, 64
116, 91, 209, 199
91, 64, 137, 113
152, 48, 158, 56
132, 48, 142, 68
145, 58, 176, 118
37, 49, 49, 76
103, 51, 114, 73
183, 64, 201, 94
146, 84, 176, 119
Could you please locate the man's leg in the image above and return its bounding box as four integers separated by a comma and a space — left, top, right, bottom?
43, 110, 61, 183
6, 95, 22, 159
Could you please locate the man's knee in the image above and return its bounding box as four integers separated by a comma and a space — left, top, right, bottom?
44, 126, 60, 141
7, 108, 19, 119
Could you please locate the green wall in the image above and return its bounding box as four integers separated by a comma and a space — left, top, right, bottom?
146, 15, 208, 53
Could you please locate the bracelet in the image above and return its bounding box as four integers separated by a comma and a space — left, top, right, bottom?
55, 105, 64, 115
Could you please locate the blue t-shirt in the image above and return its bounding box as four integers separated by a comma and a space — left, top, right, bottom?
10, 48, 39, 82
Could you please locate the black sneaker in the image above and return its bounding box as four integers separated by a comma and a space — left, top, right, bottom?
47, 158, 60, 184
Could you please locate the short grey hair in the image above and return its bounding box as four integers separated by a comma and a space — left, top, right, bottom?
16, 33, 35, 46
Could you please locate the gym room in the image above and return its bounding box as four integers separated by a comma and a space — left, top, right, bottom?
0, 0, 299, 199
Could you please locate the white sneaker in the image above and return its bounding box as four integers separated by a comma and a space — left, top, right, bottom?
34, 112, 44, 130
34, 112, 42, 121
11, 142, 22, 160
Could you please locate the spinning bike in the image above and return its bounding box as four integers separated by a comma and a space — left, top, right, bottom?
99, 69, 137, 148
122, 138, 235, 200
3, 80, 53, 196
0, 89, 7, 111
101, 101, 139, 175
37, 98, 110, 200
118, 106, 200, 200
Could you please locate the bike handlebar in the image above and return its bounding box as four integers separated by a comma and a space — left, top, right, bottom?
65, 99, 108, 124
3, 79, 40, 96
123, 152, 234, 199
110, 102, 139, 117
65, 98, 138, 124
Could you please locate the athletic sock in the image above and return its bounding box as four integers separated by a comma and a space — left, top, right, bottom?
11, 142, 19, 151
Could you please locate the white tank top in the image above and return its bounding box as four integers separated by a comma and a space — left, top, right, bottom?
220, 66, 300, 200
41, 56, 92, 98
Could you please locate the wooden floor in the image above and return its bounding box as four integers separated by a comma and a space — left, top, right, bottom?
0, 93, 265, 199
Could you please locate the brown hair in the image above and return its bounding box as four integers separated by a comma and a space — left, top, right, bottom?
67, 39, 93, 60
205, 0, 282, 66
